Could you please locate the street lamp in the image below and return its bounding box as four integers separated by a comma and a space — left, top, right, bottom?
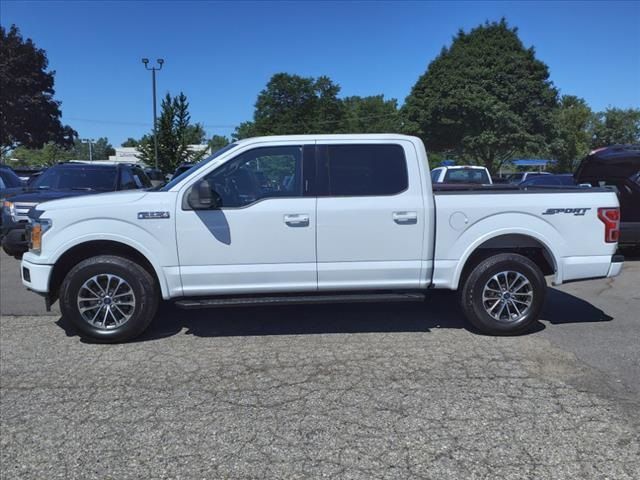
141, 58, 164, 169
82, 138, 95, 162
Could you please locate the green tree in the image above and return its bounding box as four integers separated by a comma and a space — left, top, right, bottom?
138, 92, 206, 173
11, 143, 73, 166
9, 136, 116, 165
402, 19, 558, 173
208, 134, 230, 152
0, 25, 76, 156
234, 73, 345, 139
71, 137, 115, 160
342, 95, 403, 133
591, 108, 640, 148
121, 137, 139, 147
183, 123, 207, 145
549, 95, 594, 172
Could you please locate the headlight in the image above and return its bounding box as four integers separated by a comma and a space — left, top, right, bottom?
28, 218, 52, 254
2, 201, 16, 222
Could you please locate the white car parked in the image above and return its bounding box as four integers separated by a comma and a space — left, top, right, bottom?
20, 135, 623, 342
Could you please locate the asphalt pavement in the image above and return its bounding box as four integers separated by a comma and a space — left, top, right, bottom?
1, 251, 638, 479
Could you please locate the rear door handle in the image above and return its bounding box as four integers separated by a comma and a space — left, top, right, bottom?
284, 214, 310, 227
392, 211, 418, 225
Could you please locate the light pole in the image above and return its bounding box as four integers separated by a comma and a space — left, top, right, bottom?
82, 138, 95, 161
141, 58, 164, 169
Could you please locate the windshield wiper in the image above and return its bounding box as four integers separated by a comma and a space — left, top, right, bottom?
70, 187, 95, 191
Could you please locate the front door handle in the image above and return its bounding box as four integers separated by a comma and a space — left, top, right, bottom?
284, 214, 310, 227
393, 211, 418, 225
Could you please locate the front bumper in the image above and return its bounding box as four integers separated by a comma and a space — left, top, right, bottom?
21, 258, 53, 294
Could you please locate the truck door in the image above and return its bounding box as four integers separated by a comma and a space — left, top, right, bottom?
315, 142, 427, 290
176, 144, 317, 296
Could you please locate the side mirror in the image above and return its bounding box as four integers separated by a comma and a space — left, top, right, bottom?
187, 179, 217, 209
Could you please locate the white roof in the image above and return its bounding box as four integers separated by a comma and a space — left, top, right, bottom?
235, 134, 420, 144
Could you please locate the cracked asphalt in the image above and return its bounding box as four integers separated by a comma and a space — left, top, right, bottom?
1, 252, 639, 479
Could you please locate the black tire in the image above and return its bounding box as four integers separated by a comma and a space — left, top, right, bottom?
460, 253, 546, 335
60, 255, 159, 342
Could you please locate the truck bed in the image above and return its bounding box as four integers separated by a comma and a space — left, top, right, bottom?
431, 185, 619, 288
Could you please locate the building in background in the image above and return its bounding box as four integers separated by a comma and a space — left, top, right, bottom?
108, 145, 210, 164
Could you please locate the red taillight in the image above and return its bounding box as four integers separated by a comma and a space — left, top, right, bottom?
597, 207, 620, 243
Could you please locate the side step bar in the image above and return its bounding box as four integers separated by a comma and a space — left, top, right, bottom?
174, 292, 426, 309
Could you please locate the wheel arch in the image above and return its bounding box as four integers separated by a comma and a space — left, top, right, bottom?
454, 231, 560, 290
49, 240, 168, 302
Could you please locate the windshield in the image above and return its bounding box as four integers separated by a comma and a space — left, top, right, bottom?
32, 166, 117, 191
159, 143, 238, 191
444, 168, 490, 184
0, 168, 23, 188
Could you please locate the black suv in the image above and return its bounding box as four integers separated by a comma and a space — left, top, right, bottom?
1, 162, 151, 257
575, 145, 640, 247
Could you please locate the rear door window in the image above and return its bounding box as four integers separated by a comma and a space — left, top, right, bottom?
324, 144, 407, 196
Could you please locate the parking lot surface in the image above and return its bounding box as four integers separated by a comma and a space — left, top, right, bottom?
1, 252, 639, 479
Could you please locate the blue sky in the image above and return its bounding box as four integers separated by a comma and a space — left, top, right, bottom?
2, 0, 639, 147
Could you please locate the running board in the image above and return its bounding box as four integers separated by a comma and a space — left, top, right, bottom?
174, 292, 425, 309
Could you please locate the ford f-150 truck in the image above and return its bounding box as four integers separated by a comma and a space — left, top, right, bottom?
20, 135, 623, 342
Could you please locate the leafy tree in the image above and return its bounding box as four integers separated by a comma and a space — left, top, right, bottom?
549, 95, 594, 172
591, 108, 640, 148
342, 95, 403, 133
0, 25, 76, 156
137, 92, 206, 172
234, 73, 345, 139
183, 123, 207, 145
11, 143, 73, 166
121, 137, 139, 147
208, 135, 230, 152
71, 137, 115, 160
402, 19, 558, 173
9, 136, 116, 165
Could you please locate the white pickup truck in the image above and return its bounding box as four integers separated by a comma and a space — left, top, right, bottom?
20, 135, 623, 342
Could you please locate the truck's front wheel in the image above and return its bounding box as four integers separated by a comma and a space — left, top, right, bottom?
460, 253, 546, 335
60, 255, 159, 342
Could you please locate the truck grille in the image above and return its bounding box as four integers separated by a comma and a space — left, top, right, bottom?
13, 202, 38, 223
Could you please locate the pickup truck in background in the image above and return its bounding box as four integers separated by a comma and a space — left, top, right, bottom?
19, 135, 623, 342
430, 165, 493, 185
574, 144, 640, 248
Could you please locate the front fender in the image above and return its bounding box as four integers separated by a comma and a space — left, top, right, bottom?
40, 218, 178, 299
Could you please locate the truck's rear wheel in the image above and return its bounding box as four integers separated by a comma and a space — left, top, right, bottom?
460, 253, 546, 335
60, 255, 159, 342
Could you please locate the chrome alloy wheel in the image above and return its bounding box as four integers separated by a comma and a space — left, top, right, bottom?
482, 271, 533, 323
76, 274, 136, 329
